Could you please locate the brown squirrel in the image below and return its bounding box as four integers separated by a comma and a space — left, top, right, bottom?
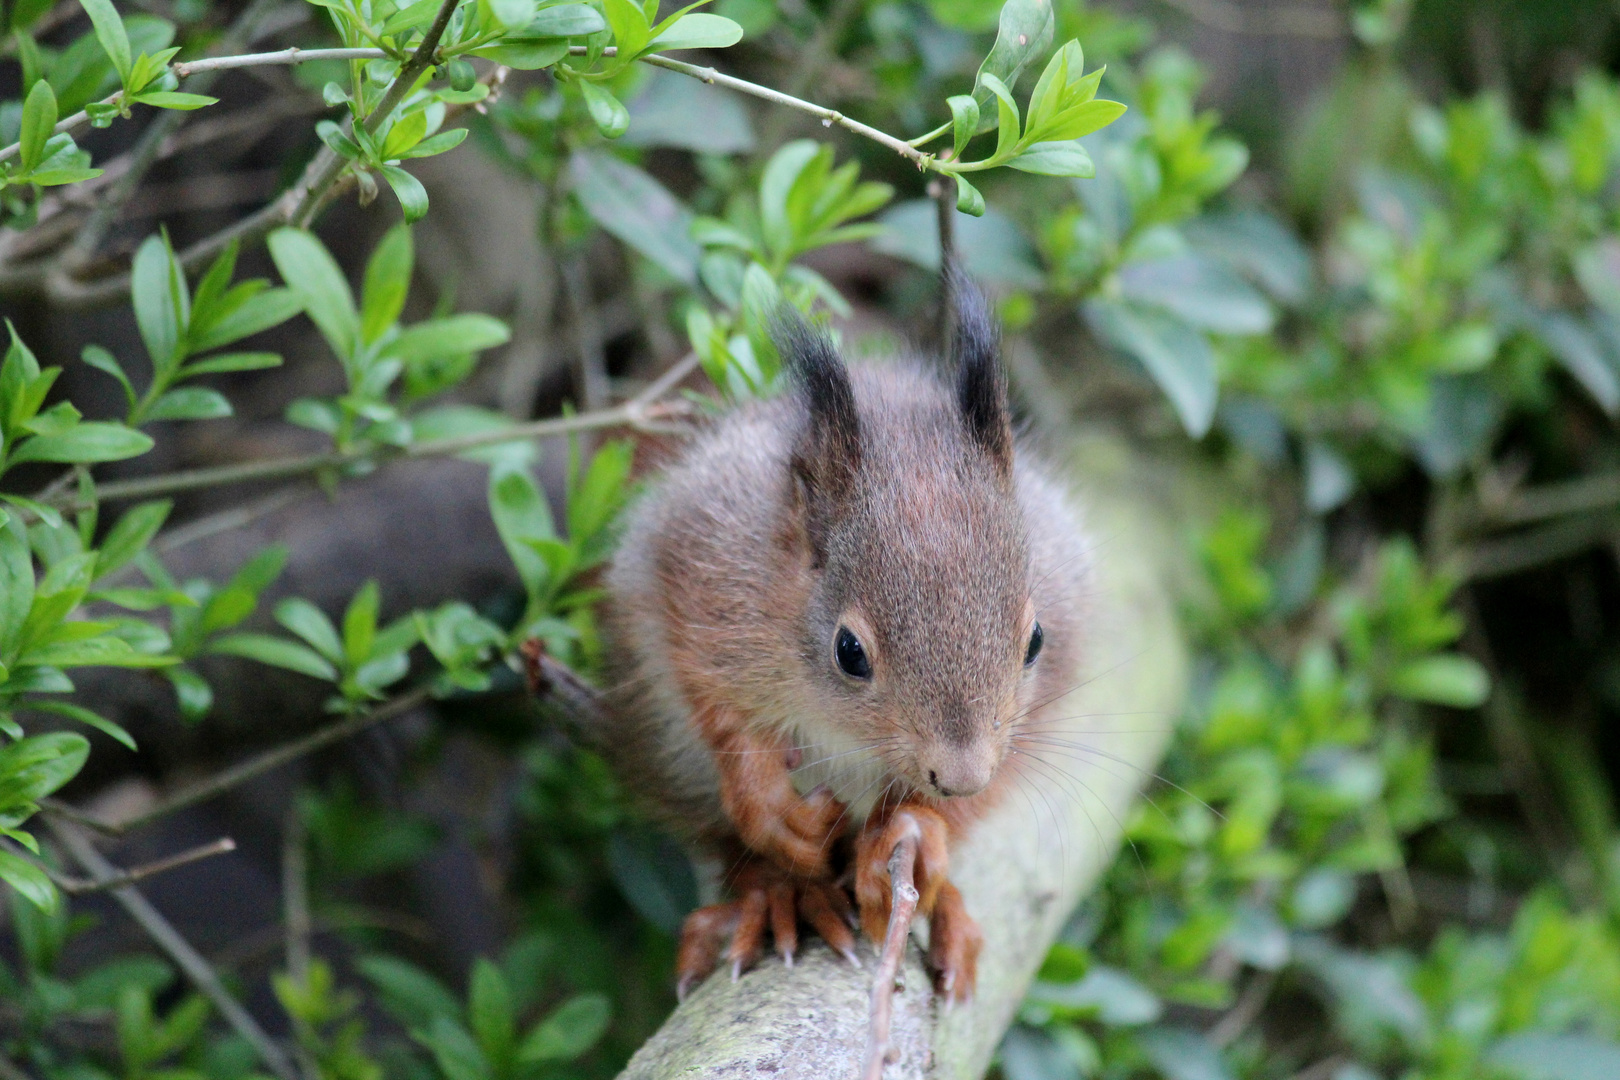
600, 280, 1092, 1003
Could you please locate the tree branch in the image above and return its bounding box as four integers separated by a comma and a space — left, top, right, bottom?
47, 820, 303, 1080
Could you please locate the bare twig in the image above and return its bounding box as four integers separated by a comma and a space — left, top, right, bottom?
864, 831, 920, 1080
1477, 470, 1620, 528
47, 837, 238, 894
1207, 970, 1275, 1048
173, 46, 390, 77
44, 688, 433, 837
34, 399, 690, 513
282, 806, 312, 982
47, 820, 302, 1080
1150, 0, 1345, 37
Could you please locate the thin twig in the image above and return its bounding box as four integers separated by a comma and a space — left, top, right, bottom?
34, 399, 690, 513
47, 819, 302, 1080
628, 351, 701, 410
1207, 970, 1275, 1048
863, 831, 920, 1080
1477, 470, 1620, 528
282, 806, 311, 983
173, 46, 389, 77
47, 837, 237, 894
568, 47, 936, 172
44, 688, 433, 837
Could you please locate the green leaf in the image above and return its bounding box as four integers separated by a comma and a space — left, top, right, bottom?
947, 94, 979, 158
384, 314, 510, 365
19, 79, 57, 175
131, 234, 188, 373
1, 494, 61, 530
187, 290, 302, 354
954, 173, 985, 216
207, 633, 338, 681
601, 0, 651, 62
199, 545, 287, 633
145, 387, 232, 422
489, 465, 555, 599
1006, 139, 1095, 176
315, 120, 362, 160
26, 700, 137, 751
468, 959, 515, 1065
971, 0, 1054, 134
759, 139, 820, 259
517, 993, 611, 1062
400, 128, 468, 159
179, 352, 283, 377
521, 3, 606, 35
268, 229, 357, 360
580, 81, 629, 139
0, 515, 35, 660
0, 849, 57, 913
358, 955, 462, 1028
649, 12, 743, 50
976, 72, 1020, 160
131, 91, 217, 110
10, 423, 153, 464
381, 0, 443, 35
379, 165, 430, 224
1034, 97, 1126, 143
490, 0, 539, 29
0, 731, 90, 803
1084, 298, 1217, 437
342, 581, 379, 666
470, 40, 568, 69
423, 1016, 490, 1080
569, 150, 699, 284
81, 345, 136, 412
1573, 238, 1620, 320
381, 109, 427, 161
1387, 654, 1489, 708
95, 500, 171, 579
361, 224, 414, 346
270, 598, 341, 664
80, 0, 132, 82
164, 666, 213, 722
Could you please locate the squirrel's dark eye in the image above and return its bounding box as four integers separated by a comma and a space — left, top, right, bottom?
835, 626, 872, 680
1024, 622, 1044, 667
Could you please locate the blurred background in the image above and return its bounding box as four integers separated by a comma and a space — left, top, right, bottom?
3, 0, 1620, 1078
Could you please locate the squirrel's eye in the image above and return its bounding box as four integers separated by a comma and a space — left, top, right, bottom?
835, 626, 872, 680
1024, 622, 1044, 667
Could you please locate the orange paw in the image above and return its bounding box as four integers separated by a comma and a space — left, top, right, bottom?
854, 804, 950, 943
673, 864, 860, 999
926, 881, 982, 1004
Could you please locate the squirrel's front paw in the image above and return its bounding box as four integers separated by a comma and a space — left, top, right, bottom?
729, 783, 846, 878
674, 863, 859, 999
854, 803, 979, 1001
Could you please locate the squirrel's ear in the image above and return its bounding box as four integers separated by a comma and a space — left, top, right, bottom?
775, 308, 861, 562
951, 272, 1013, 478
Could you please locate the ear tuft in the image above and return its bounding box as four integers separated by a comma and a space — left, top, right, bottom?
949, 270, 1012, 477
773, 307, 861, 562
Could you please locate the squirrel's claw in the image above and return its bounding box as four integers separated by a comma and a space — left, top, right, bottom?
926, 881, 982, 1005
671, 869, 865, 996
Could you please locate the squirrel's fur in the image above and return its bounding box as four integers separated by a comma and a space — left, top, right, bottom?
600, 288, 1093, 996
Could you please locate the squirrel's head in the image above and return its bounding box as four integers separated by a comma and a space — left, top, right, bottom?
778, 284, 1038, 801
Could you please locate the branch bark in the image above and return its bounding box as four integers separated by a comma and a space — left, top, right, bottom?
609, 436, 1188, 1078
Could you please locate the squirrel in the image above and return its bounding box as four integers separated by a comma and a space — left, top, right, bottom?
599, 279, 1092, 1003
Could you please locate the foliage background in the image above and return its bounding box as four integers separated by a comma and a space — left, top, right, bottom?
2, 0, 1620, 1078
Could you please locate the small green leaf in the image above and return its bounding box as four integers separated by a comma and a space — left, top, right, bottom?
1006, 139, 1095, 177
361, 224, 414, 346
470, 40, 568, 69
164, 666, 213, 722
381, 109, 427, 161
1, 494, 61, 529
649, 12, 743, 50
383, 314, 510, 365
1388, 654, 1490, 708
19, 79, 57, 174
343, 581, 380, 666
81, 345, 137, 412
423, 1016, 490, 1080
96, 500, 171, 579
268, 229, 358, 360
468, 960, 515, 1065
145, 387, 232, 422
379, 165, 429, 224
517, 993, 611, 1062
80, 0, 132, 81
521, 3, 605, 35
0, 849, 57, 913
947, 94, 979, 158
953, 173, 985, 216
273, 598, 345, 663
187, 289, 302, 354
207, 633, 339, 681
27, 700, 137, 751
580, 82, 629, 139
976, 72, 1020, 160
316, 120, 363, 161
490, 0, 538, 29
179, 351, 283, 377
971, 0, 1053, 134
10, 423, 154, 464
131, 234, 187, 373
131, 91, 217, 110
400, 128, 468, 159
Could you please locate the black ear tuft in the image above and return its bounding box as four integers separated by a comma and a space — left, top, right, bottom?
773, 307, 861, 562
949, 270, 1012, 477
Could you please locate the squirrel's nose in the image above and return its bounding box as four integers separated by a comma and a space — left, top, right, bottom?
923, 747, 995, 798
